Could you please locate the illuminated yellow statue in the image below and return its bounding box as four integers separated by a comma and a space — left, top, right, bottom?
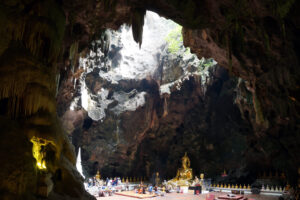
31, 136, 50, 170
168, 152, 193, 186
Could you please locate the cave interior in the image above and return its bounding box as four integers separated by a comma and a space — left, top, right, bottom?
0, 0, 299, 199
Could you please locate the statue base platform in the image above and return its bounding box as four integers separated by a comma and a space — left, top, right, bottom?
168, 179, 193, 187
180, 186, 189, 193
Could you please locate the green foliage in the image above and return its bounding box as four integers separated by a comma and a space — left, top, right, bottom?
165, 25, 183, 54
197, 58, 215, 70
203, 59, 215, 68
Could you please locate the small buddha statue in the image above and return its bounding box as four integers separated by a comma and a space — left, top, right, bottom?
200, 173, 204, 180
263, 171, 267, 178
285, 183, 291, 191
96, 170, 101, 181
275, 171, 279, 178
258, 171, 262, 178
193, 176, 200, 186
280, 172, 286, 180
269, 171, 273, 178
155, 172, 160, 186
222, 169, 227, 177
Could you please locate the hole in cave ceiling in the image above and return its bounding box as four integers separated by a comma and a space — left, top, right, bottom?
70, 11, 217, 121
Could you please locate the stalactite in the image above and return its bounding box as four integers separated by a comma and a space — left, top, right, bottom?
22, 84, 56, 116
131, 8, 146, 48
163, 95, 168, 117
150, 109, 158, 129
69, 41, 79, 72
0, 2, 65, 62
100, 30, 111, 57
0, 51, 56, 117
116, 120, 120, 144
253, 93, 266, 126
55, 73, 60, 97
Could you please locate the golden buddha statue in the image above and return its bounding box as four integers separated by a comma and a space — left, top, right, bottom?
96, 170, 101, 180
168, 152, 193, 186
155, 172, 160, 186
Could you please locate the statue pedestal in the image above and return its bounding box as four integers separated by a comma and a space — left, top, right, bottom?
181, 186, 189, 193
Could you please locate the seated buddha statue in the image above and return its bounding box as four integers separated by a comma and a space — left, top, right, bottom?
168, 152, 193, 186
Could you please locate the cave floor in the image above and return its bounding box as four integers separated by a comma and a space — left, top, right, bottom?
96, 191, 279, 200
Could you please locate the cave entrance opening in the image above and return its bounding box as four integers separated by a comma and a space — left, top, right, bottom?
73, 11, 216, 121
